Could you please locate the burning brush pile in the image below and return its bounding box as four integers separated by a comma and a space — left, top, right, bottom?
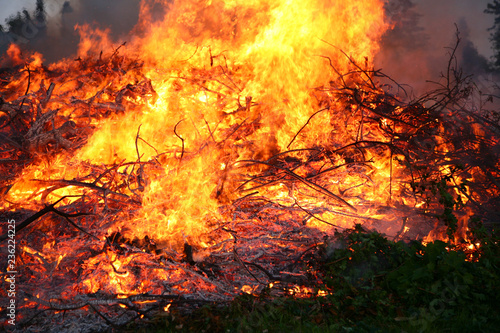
0, 0, 499, 331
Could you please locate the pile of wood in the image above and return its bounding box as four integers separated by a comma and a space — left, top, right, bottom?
0, 42, 499, 332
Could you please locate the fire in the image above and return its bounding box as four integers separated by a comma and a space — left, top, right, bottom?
5, 44, 24, 67
0, 0, 496, 329
3, 0, 390, 248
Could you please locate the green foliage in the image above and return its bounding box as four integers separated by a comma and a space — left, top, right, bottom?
319, 226, 500, 332
410, 166, 467, 239
134, 225, 499, 333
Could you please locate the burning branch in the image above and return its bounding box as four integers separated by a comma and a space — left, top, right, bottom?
0, 15, 498, 331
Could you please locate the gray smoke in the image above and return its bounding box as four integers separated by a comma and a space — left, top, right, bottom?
375, 0, 499, 98
0, 0, 140, 63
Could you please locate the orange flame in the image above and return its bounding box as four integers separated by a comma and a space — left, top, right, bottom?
1, 0, 390, 251
4, 0, 462, 302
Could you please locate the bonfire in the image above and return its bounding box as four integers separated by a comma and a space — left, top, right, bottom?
0, 0, 498, 331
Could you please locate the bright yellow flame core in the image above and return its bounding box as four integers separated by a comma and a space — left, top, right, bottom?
117, 0, 387, 245
5, 0, 390, 249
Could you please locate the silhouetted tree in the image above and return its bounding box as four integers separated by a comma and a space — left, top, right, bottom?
35, 0, 47, 26
5, 12, 26, 37
0, 1, 47, 52
381, 0, 428, 50
485, 0, 500, 69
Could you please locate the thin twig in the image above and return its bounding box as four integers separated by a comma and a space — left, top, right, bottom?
238, 159, 356, 210
293, 199, 347, 229
174, 119, 185, 163
287, 107, 329, 149
233, 247, 264, 285
52, 208, 100, 240
0, 196, 89, 241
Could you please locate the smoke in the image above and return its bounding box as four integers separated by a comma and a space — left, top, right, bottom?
375, 0, 498, 98
0, 0, 140, 63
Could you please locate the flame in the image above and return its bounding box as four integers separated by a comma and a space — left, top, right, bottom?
5, 44, 24, 66
2, 0, 389, 250
2, 0, 489, 314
